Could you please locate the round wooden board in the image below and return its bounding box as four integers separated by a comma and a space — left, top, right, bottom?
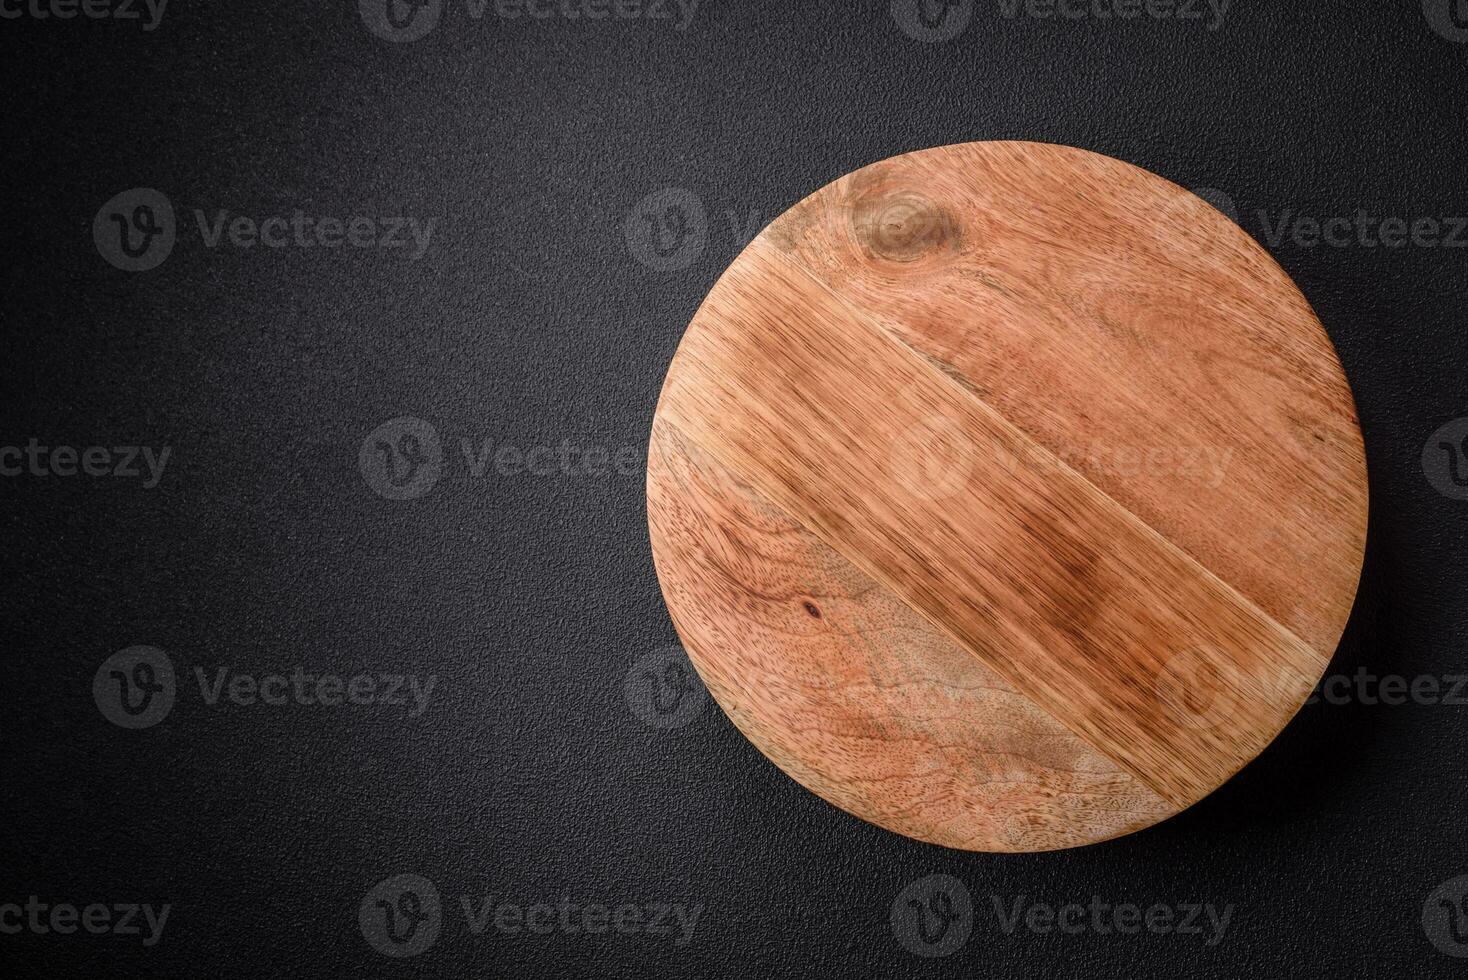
646, 141, 1368, 852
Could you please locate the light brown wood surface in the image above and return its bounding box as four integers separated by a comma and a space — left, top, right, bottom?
646, 141, 1367, 851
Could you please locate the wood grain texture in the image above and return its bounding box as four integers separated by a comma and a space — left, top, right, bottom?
646, 141, 1367, 851
649, 419, 1175, 851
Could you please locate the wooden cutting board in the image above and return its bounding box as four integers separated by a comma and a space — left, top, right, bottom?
646, 141, 1367, 851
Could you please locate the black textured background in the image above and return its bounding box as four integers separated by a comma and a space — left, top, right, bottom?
6, 1, 1468, 976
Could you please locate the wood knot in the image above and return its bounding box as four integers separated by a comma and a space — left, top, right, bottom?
850, 187, 958, 265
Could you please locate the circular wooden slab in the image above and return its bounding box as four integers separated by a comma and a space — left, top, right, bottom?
646, 142, 1367, 851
